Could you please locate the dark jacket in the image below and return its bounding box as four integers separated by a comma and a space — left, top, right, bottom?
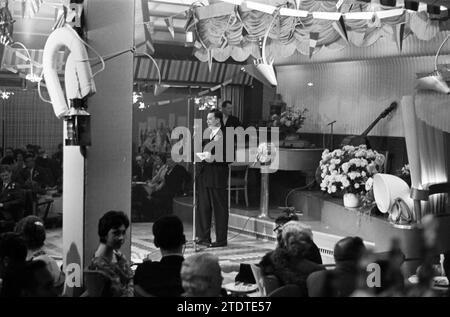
197, 126, 230, 188
307, 261, 359, 297
134, 255, 184, 297
224, 115, 241, 129
19, 166, 52, 191
0, 181, 24, 221
133, 163, 153, 182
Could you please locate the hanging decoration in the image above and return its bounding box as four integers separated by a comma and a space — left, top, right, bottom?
0, 0, 15, 46
187, 0, 449, 62
392, 22, 406, 52
164, 16, 175, 39
309, 32, 319, 58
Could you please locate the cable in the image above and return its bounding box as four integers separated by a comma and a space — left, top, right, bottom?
225, 215, 258, 242
37, 79, 52, 104
137, 52, 162, 85
284, 178, 316, 208
434, 32, 450, 71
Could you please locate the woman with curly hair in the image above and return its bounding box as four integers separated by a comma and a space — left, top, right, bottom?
88, 210, 133, 297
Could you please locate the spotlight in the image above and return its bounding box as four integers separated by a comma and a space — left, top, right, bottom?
427, 5, 440, 15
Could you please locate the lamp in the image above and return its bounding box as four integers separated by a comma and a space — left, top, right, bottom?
416, 33, 450, 94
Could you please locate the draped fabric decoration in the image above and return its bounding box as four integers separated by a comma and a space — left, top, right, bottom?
401, 94, 449, 217
220, 85, 245, 122
192, 0, 446, 63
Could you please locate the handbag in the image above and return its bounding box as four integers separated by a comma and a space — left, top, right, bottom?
388, 197, 414, 225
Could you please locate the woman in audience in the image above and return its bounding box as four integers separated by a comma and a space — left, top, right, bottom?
259, 221, 324, 296
180, 253, 224, 297
14, 215, 65, 295
88, 210, 133, 297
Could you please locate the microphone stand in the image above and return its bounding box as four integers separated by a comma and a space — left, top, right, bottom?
188, 96, 199, 253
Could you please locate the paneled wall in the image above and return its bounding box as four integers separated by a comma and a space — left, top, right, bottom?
0, 88, 62, 154
275, 54, 450, 137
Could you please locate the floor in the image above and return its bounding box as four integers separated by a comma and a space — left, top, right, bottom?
45, 222, 276, 284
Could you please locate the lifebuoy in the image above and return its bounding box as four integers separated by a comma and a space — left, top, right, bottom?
43, 25, 96, 118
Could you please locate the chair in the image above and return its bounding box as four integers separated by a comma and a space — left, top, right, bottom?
250, 263, 280, 297
82, 270, 110, 297
35, 198, 54, 222
228, 163, 249, 208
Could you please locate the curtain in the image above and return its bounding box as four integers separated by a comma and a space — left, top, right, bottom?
401, 94, 449, 216
0, 88, 63, 155
221, 85, 245, 123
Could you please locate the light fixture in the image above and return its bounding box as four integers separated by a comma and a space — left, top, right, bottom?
0, 90, 14, 100
186, 31, 194, 43
307, 82, 314, 87
154, 83, 170, 96
416, 33, 450, 94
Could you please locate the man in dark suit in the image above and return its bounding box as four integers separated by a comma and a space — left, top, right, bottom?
221, 100, 241, 128
132, 155, 153, 182
307, 236, 366, 297
196, 109, 230, 248
20, 154, 51, 195
0, 165, 25, 222
134, 215, 186, 297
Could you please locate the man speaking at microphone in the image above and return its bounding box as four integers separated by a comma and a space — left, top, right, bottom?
196, 109, 230, 248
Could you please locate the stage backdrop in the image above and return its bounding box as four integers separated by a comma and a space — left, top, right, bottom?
275, 54, 450, 137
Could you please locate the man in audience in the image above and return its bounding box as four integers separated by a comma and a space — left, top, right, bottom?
0, 148, 15, 165
132, 155, 153, 182
0, 165, 25, 222
134, 215, 186, 296
180, 253, 224, 297
307, 236, 366, 297
20, 153, 51, 195
0, 232, 27, 297
19, 260, 58, 297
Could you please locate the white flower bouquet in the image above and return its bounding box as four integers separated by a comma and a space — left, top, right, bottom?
319, 145, 385, 197
270, 106, 308, 134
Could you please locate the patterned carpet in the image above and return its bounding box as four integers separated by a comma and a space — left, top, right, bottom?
45, 222, 276, 284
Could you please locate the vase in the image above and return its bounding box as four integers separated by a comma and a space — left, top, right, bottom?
343, 193, 361, 208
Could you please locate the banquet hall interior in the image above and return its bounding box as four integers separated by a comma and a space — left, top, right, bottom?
0, 0, 450, 298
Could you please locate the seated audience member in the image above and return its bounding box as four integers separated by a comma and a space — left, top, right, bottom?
0, 232, 27, 297
20, 154, 52, 195
14, 216, 65, 294
259, 221, 324, 296
19, 260, 58, 297
151, 153, 166, 178
132, 155, 153, 182
0, 165, 25, 222
11, 150, 26, 183
134, 215, 186, 296
180, 253, 224, 297
307, 236, 366, 297
0, 148, 15, 165
143, 158, 190, 220
88, 210, 133, 297
352, 254, 405, 297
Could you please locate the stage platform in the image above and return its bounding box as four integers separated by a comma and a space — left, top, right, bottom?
173, 191, 450, 272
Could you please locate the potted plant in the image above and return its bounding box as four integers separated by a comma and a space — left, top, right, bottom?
270, 106, 308, 147
319, 145, 386, 208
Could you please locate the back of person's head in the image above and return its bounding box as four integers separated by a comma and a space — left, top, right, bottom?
19, 260, 58, 297
98, 210, 129, 243
278, 221, 314, 256
152, 215, 186, 251
0, 232, 27, 271
181, 253, 223, 297
334, 237, 366, 263
14, 216, 46, 250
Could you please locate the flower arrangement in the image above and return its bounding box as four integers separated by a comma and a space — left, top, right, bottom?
319, 145, 385, 197
270, 106, 308, 135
